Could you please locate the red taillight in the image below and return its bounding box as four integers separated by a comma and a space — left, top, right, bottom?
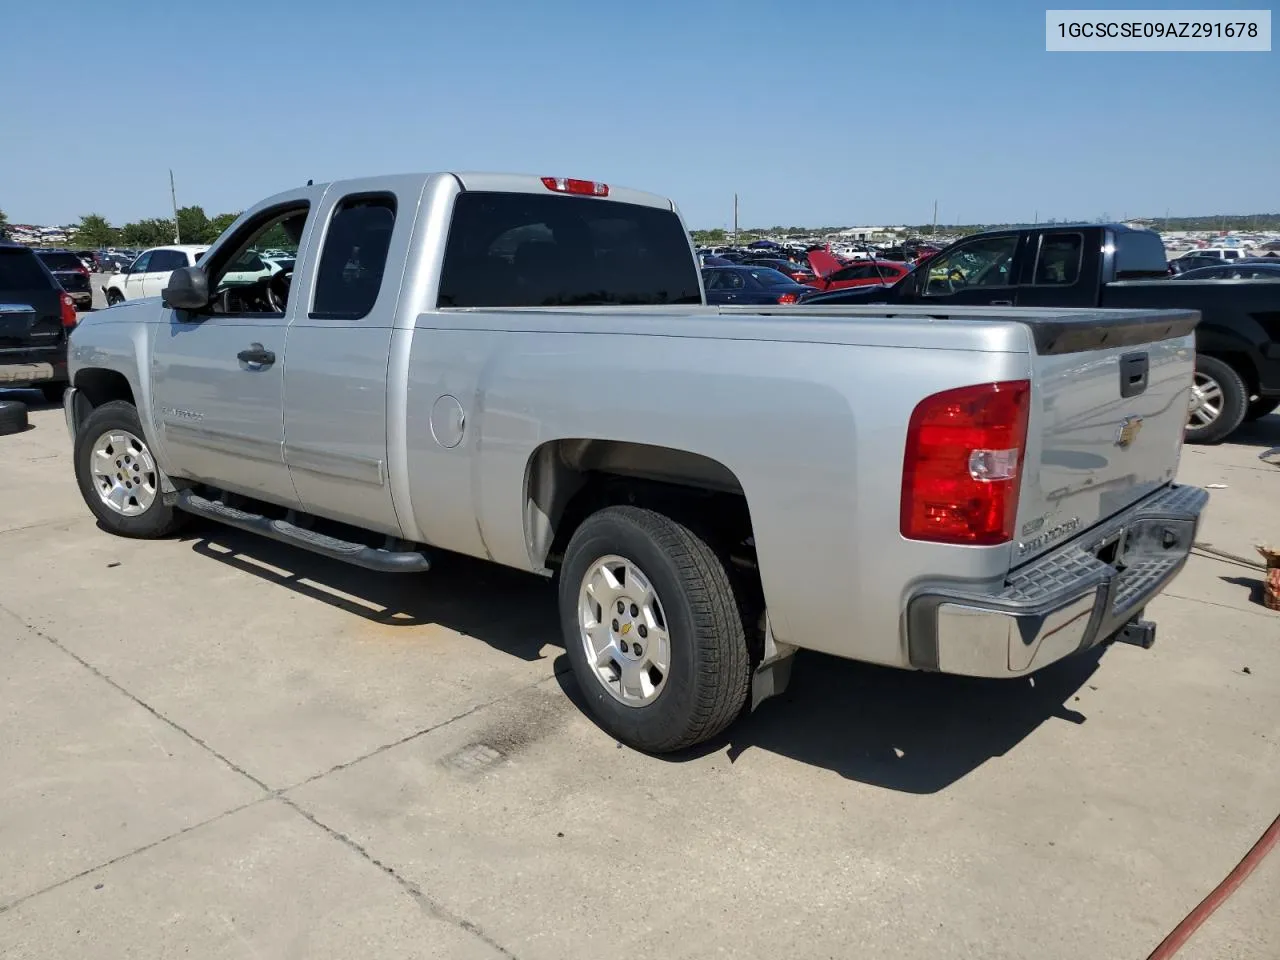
900, 380, 1030, 545
77, 264, 89, 276
776, 293, 799, 304
60, 292, 78, 328
541, 176, 609, 197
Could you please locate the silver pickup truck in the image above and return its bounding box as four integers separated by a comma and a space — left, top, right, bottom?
63, 172, 1208, 752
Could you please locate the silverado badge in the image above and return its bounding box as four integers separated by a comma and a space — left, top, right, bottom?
1115, 416, 1144, 448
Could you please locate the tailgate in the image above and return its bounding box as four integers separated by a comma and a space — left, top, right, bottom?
1014, 310, 1198, 565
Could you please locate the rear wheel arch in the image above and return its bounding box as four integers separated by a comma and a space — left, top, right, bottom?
521, 438, 753, 571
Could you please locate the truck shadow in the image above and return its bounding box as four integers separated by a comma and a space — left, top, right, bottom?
555, 645, 1102, 794
1226, 414, 1280, 450
183, 520, 1102, 794
181, 522, 557, 663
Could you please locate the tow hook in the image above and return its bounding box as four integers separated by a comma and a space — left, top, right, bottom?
1115, 617, 1157, 649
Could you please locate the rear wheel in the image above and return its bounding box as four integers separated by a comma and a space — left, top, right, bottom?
106, 289, 124, 306
559, 505, 750, 753
73, 400, 187, 538
1185, 356, 1247, 445
1244, 397, 1280, 422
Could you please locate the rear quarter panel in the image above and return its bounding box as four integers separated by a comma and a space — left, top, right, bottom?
404, 311, 1031, 667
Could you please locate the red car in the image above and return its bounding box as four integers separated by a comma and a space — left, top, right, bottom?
804, 249, 910, 291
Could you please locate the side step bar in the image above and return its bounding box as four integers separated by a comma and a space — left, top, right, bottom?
176, 491, 431, 573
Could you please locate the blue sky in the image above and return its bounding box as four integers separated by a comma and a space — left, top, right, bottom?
0, 0, 1274, 229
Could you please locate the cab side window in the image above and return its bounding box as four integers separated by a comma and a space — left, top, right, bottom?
128, 252, 152, 274
921, 235, 1018, 296
201, 203, 310, 317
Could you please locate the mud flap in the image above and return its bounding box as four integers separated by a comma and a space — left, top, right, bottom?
750, 612, 798, 711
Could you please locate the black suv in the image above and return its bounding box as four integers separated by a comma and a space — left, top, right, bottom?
34, 248, 93, 310
0, 241, 78, 401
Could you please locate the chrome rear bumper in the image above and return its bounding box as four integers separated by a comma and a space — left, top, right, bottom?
906, 484, 1209, 677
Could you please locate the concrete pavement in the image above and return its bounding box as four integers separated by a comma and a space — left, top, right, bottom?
1, 396, 1277, 959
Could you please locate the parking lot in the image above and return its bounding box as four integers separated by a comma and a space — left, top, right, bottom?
1, 393, 1277, 958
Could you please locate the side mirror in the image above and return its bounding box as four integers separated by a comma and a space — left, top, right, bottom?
162, 265, 210, 310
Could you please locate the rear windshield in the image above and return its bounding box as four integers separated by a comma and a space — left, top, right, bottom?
437, 191, 702, 308
748, 268, 795, 286
1114, 230, 1169, 278
0, 248, 53, 289
37, 251, 83, 271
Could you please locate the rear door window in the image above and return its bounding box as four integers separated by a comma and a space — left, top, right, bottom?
0, 248, 53, 289
1031, 233, 1083, 285
310, 194, 397, 320
437, 191, 702, 307
148, 250, 187, 272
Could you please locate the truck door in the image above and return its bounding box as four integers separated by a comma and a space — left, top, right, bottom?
149, 192, 318, 508
280, 182, 410, 537
1012, 229, 1099, 308
910, 232, 1024, 307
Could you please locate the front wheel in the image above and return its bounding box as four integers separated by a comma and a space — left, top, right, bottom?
106, 289, 124, 306
73, 400, 187, 538
1185, 356, 1248, 445
558, 505, 751, 753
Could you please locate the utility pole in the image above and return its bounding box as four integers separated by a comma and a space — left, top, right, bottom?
170, 169, 181, 243
931, 199, 938, 237
1033, 209, 1038, 226
733, 193, 738, 245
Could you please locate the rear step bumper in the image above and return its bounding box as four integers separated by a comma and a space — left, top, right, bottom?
175, 491, 431, 573
906, 483, 1209, 677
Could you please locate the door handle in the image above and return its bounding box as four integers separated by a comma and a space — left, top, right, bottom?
237, 343, 276, 367
990, 299, 1013, 306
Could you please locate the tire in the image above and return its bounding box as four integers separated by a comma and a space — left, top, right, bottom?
0, 400, 29, 436
40, 383, 66, 404
106, 289, 124, 306
73, 400, 187, 538
1244, 397, 1280, 422
1185, 356, 1248, 445
559, 505, 750, 753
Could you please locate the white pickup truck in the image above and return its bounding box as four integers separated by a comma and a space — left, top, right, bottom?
63, 172, 1207, 752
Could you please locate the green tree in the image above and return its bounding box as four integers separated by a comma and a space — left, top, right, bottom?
0, 207, 8, 237
176, 205, 215, 243
120, 218, 176, 247
72, 213, 117, 247
209, 212, 240, 239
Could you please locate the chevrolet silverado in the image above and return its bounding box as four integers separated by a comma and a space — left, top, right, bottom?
63, 173, 1207, 752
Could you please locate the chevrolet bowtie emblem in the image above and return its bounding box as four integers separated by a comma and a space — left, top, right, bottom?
620, 623, 631, 635
1115, 416, 1144, 448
